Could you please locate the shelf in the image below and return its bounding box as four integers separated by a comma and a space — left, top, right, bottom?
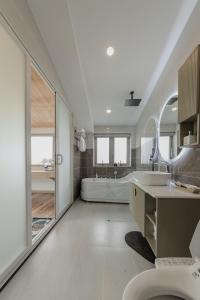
146, 213, 156, 226
179, 114, 200, 147
181, 143, 200, 148
146, 236, 156, 254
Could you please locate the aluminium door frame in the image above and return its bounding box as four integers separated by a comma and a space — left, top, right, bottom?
55, 92, 73, 219
0, 11, 72, 290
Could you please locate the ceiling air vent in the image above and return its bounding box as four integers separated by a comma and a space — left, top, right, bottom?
125, 91, 142, 106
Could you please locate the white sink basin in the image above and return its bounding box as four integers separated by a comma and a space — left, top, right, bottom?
133, 171, 171, 186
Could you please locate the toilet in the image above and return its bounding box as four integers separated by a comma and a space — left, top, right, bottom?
123, 221, 200, 300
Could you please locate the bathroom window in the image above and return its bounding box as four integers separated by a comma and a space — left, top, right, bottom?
96, 137, 110, 164
114, 137, 128, 164
141, 137, 155, 164
31, 135, 54, 165
94, 134, 131, 166
159, 133, 175, 160
159, 136, 170, 161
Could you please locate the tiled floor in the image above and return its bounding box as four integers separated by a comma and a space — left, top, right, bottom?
0, 200, 153, 300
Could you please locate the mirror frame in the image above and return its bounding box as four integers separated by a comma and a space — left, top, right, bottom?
158, 93, 182, 163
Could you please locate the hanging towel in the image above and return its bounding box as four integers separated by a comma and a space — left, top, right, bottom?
78, 136, 86, 152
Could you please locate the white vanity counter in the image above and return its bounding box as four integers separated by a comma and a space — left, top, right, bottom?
130, 179, 200, 199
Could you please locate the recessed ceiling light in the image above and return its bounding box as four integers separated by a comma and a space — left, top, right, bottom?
106, 109, 112, 114
106, 46, 114, 56
172, 107, 177, 112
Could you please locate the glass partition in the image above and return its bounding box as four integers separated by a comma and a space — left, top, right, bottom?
56, 95, 72, 215
0, 22, 27, 276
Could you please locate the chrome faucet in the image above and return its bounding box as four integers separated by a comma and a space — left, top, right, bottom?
159, 161, 170, 173
149, 156, 156, 171
151, 159, 155, 171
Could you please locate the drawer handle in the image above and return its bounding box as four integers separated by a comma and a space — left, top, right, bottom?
134, 188, 137, 196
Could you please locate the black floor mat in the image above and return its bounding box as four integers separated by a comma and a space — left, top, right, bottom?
125, 231, 156, 263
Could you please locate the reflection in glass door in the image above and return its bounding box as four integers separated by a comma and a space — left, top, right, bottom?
31, 65, 56, 240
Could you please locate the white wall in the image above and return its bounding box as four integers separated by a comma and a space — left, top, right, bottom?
83, 125, 136, 149
136, 0, 200, 149
27, 0, 94, 132
31, 128, 54, 135
0, 0, 68, 105
160, 124, 177, 133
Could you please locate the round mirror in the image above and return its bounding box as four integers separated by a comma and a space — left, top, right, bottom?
141, 118, 158, 165
159, 95, 181, 162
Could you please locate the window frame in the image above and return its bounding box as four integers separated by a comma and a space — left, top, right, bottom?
31, 134, 55, 166
94, 133, 131, 167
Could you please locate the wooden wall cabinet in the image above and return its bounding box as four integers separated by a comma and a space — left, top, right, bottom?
178, 45, 200, 147
178, 46, 200, 123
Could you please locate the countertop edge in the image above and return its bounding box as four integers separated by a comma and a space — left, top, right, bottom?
130, 179, 200, 199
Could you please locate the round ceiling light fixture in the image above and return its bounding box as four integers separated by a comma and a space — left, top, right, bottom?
106, 109, 112, 114
106, 46, 114, 56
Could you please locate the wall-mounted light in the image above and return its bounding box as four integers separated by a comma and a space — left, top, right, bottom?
106, 109, 112, 114
106, 46, 114, 56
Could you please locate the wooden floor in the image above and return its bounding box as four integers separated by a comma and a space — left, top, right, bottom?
32, 193, 55, 218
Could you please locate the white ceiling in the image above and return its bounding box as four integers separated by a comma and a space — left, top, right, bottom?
28, 0, 195, 130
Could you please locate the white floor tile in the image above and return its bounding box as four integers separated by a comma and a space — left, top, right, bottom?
0, 200, 153, 300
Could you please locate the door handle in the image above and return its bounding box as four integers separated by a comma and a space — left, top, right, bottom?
56, 154, 63, 165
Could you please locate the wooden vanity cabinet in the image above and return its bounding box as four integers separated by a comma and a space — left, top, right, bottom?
156, 197, 200, 257
130, 183, 200, 258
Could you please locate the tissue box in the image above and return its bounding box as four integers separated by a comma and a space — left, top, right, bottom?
183, 134, 196, 145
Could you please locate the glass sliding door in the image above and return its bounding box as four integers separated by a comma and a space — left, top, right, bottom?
0, 22, 27, 278
31, 65, 56, 240
56, 94, 72, 215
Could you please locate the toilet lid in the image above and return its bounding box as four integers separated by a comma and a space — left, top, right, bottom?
189, 220, 200, 258
149, 296, 185, 299
123, 263, 200, 300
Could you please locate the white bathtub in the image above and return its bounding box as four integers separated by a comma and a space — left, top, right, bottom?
81, 173, 134, 203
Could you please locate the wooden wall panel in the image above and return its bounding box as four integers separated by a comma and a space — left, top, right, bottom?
31, 66, 55, 128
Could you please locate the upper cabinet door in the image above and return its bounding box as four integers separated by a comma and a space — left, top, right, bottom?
178, 45, 200, 122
